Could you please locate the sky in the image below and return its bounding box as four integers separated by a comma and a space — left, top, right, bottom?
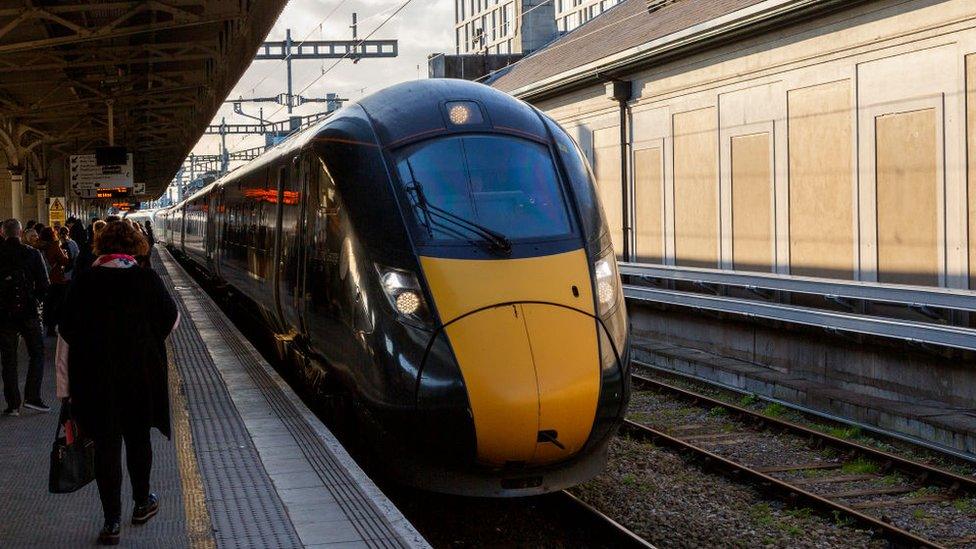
190, 0, 455, 162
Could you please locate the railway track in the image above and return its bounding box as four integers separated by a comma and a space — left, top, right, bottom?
554, 490, 655, 548
626, 367, 976, 548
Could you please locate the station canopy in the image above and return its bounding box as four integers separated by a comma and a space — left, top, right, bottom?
0, 1, 288, 198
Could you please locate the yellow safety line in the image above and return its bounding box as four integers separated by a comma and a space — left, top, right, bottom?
167, 342, 216, 549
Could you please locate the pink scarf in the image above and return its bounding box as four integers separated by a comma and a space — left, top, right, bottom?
92, 253, 137, 269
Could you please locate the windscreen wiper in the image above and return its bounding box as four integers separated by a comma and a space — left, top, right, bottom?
404, 164, 512, 256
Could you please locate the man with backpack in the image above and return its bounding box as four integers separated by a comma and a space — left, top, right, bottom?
0, 218, 50, 416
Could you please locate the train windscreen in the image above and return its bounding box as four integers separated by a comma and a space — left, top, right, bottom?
394, 135, 572, 243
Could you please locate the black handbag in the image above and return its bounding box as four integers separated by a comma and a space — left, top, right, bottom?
49, 405, 95, 494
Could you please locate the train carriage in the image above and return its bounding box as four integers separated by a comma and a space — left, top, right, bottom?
160, 79, 630, 496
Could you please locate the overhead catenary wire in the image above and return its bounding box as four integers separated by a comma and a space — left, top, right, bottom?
295, 0, 418, 98
225, 0, 415, 155
245, 0, 350, 96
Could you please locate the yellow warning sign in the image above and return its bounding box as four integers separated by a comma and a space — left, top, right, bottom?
49, 197, 66, 227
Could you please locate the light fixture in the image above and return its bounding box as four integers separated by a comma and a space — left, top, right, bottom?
395, 291, 421, 315
377, 265, 430, 324
594, 249, 621, 316
449, 104, 470, 125
444, 101, 484, 126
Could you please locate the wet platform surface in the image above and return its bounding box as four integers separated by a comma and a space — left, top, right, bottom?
0, 247, 427, 548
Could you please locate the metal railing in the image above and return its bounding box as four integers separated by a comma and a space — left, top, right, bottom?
620, 263, 976, 352
620, 263, 976, 311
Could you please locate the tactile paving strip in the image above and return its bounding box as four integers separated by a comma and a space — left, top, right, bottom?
190, 275, 409, 549
0, 316, 192, 547
157, 259, 304, 548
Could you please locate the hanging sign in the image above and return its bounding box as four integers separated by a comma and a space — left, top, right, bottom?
69, 153, 133, 196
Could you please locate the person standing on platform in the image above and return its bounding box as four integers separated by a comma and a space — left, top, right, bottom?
0, 219, 50, 416
87, 217, 98, 246
69, 220, 94, 278
38, 227, 69, 337
23, 226, 39, 248
143, 221, 155, 247
58, 221, 178, 546
59, 226, 79, 281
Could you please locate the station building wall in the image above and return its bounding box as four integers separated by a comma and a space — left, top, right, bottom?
535, 0, 976, 289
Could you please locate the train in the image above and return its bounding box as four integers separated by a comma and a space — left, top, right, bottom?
124, 209, 161, 232
158, 79, 631, 496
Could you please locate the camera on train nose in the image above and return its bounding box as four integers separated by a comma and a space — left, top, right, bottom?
376, 264, 432, 326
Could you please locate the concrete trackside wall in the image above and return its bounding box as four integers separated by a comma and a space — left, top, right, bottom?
629, 304, 976, 453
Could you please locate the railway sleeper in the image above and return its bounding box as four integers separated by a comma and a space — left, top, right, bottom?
622, 421, 939, 547
850, 494, 955, 510
824, 485, 917, 499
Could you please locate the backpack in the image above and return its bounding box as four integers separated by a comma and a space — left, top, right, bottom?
0, 247, 33, 320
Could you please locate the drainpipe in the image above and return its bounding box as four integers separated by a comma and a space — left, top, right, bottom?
599, 75, 633, 261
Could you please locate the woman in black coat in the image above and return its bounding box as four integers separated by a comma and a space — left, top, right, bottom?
58, 221, 178, 546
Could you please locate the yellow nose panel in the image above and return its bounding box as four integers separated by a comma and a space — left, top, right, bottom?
421, 250, 600, 467
522, 303, 599, 464
443, 304, 539, 465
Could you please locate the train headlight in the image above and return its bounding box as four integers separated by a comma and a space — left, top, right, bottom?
395, 291, 421, 315
594, 249, 621, 317
449, 105, 470, 125
377, 265, 430, 324
594, 248, 627, 372
444, 101, 484, 126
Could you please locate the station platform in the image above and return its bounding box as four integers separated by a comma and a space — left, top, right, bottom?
0, 248, 428, 548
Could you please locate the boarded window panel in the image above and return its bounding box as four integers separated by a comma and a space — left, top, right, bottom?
788, 81, 854, 279
731, 133, 773, 272
968, 55, 976, 290
876, 109, 939, 286
634, 147, 664, 263
593, 127, 623, 255
673, 107, 718, 267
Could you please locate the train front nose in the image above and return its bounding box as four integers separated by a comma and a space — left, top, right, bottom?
420, 249, 601, 467
446, 303, 600, 466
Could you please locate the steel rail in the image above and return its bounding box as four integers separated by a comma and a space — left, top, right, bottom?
630, 373, 976, 493
553, 490, 655, 548
623, 285, 976, 352
620, 420, 941, 548
619, 262, 976, 312
633, 359, 976, 465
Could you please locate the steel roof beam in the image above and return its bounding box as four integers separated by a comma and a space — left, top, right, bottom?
0, 4, 238, 54
0, 49, 214, 72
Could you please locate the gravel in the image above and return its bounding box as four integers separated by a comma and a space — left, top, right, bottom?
572, 437, 883, 548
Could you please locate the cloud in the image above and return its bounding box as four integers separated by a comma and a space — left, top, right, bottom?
192, 0, 454, 158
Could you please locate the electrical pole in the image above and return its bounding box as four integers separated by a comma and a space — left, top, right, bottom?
220, 117, 229, 173
285, 29, 294, 113
350, 14, 358, 62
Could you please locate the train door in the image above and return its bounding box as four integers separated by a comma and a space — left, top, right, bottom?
272, 163, 290, 330
278, 153, 316, 336
213, 186, 225, 280
205, 191, 217, 265
303, 157, 343, 361
179, 205, 186, 250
